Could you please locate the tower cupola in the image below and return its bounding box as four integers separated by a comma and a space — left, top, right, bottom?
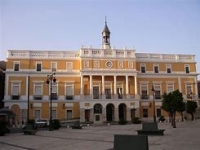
102, 18, 111, 49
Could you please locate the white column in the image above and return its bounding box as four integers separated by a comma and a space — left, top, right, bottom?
102, 75, 105, 94
90, 108, 94, 122
134, 75, 138, 95
102, 108, 106, 122
178, 78, 182, 92
114, 75, 117, 94
80, 75, 83, 95
126, 75, 129, 94
90, 75, 93, 95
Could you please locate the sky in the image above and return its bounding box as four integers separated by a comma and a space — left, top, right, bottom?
0, 0, 200, 75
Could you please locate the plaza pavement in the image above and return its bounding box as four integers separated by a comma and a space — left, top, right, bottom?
0, 119, 200, 150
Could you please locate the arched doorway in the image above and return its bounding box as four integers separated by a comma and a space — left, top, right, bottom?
106, 103, 114, 122
93, 103, 102, 124
118, 103, 126, 120
11, 104, 20, 126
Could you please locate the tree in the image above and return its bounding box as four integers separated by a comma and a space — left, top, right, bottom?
177, 101, 186, 122
186, 101, 198, 121
162, 90, 184, 128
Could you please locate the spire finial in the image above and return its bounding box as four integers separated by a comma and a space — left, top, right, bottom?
105, 16, 107, 24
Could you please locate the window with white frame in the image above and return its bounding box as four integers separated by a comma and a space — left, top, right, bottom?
84, 60, 89, 67
94, 61, 100, 68
66, 110, 72, 119
12, 82, 20, 95
51, 84, 58, 100
118, 61, 123, 68
141, 64, 146, 73
154, 65, 159, 73
167, 84, 174, 93
141, 84, 148, 99
166, 64, 171, 73
36, 62, 42, 71
186, 84, 192, 98
154, 84, 161, 99
66, 62, 73, 72
51, 62, 57, 72
185, 65, 190, 73
128, 61, 133, 68
34, 110, 41, 119
52, 110, 57, 119
34, 83, 43, 100
14, 62, 20, 71
66, 83, 74, 100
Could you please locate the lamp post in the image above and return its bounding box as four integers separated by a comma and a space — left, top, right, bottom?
151, 84, 156, 123
46, 72, 56, 131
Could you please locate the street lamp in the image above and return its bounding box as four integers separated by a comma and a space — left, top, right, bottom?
151, 84, 156, 123
46, 72, 56, 131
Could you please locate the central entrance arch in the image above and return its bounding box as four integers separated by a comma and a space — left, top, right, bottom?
106, 103, 114, 122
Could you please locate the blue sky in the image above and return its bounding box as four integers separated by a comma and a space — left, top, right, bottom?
0, 0, 200, 75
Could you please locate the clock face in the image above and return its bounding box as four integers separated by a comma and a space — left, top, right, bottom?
106, 61, 113, 68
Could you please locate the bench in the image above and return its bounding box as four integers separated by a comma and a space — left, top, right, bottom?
23, 124, 37, 135
108, 134, 149, 150
71, 121, 82, 129
136, 122, 165, 136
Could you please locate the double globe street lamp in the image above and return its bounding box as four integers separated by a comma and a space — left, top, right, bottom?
46, 72, 56, 131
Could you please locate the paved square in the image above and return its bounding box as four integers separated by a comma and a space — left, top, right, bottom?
0, 120, 200, 150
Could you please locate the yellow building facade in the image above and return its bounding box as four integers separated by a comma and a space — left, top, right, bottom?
4, 22, 198, 124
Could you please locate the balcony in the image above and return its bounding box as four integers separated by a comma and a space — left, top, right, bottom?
141, 95, 149, 100
34, 95, 43, 100
81, 94, 135, 100
50, 94, 58, 100
155, 95, 161, 99
66, 95, 74, 100
12, 95, 20, 100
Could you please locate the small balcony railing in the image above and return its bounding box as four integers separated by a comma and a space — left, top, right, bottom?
12, 95, 20, 100
66, 95, 74, 100
154, 95, 161, 99
141, 95, 149, 100
34, 95, 43, 100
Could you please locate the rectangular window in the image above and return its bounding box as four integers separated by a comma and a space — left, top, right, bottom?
166, 64, 171, 73
105, 88, 111, 99
14, 62, 20, 71
36, 62, 42, 71
141, 84, 148, 99
66, 84, 74, 100
154, 84, 161, 99
93, 86, 100, 99
66, 62, 73, 72
186, 84, 192, 98
66, 110, 72, 119
34, 110, 41, 119
167, 84, 174, 94
141, 66, 146, 73
51, 84, 57, 100
185, 65, 190, 73
51, 62, 57, 72
34, 83, 42, 100
12, 83, 20, 95
52, 110, 57, 119
117, 87, 123, 99
143, 109, 148, 118
154, 66, 159, 73
156, 108, 161, 117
